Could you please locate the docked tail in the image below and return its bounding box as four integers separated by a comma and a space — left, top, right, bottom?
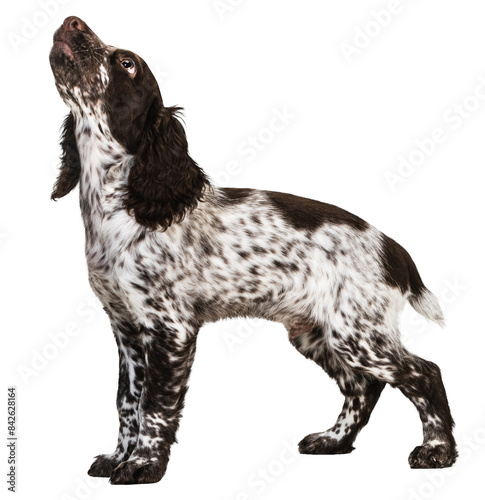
409, 288, 445, 328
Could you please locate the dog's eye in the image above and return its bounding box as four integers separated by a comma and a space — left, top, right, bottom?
121, 59, 136, 76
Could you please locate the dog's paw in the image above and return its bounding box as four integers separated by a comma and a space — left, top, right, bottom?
298, 432, 354, 455
88, 453, 123, 477
109, 458, 166, 485
408, 443, 457, 469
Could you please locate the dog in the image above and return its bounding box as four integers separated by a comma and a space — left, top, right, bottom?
49, 16, 457, 484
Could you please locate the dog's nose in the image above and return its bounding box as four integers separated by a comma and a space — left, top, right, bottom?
62, 16, 87, 33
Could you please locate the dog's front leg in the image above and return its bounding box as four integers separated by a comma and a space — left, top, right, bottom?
109, 318, 198, 485
88, 317, 145, 477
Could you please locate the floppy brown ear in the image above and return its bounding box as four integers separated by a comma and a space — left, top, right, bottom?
123, 98, 210, 230
51, 112, 81, 200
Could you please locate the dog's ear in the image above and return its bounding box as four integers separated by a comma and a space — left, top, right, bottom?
51, 112, 81, 200
124, 98, 210, 230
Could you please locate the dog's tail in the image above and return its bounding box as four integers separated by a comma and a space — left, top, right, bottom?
409, 288, 445, 328
406, 247, 444, 327
382, 234, 445, 327
407, 253, 445, 327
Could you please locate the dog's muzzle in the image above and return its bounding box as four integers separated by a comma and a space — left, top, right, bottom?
49, 16, 107, 94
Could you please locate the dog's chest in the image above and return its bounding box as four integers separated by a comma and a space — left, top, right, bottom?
85, 198, 184, 319
79, 167, 150, 312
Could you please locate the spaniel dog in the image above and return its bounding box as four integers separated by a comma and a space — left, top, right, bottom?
49, 16, 457, 484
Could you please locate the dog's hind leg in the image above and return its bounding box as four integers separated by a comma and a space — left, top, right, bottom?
291, 326, 385, 455
328, 326, 457, 468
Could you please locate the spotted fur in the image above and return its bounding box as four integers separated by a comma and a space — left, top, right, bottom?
49, 17, 457, 484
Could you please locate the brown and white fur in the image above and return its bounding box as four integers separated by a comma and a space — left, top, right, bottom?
49, 16, 457, 485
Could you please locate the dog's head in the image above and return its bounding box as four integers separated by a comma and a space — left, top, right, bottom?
50, 16, 160, 152
50, 17, 209, 230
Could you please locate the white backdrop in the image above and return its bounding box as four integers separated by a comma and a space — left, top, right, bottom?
2, 1, 484, 499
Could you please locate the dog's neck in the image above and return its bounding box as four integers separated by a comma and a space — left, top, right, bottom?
72, 105, 130, 246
